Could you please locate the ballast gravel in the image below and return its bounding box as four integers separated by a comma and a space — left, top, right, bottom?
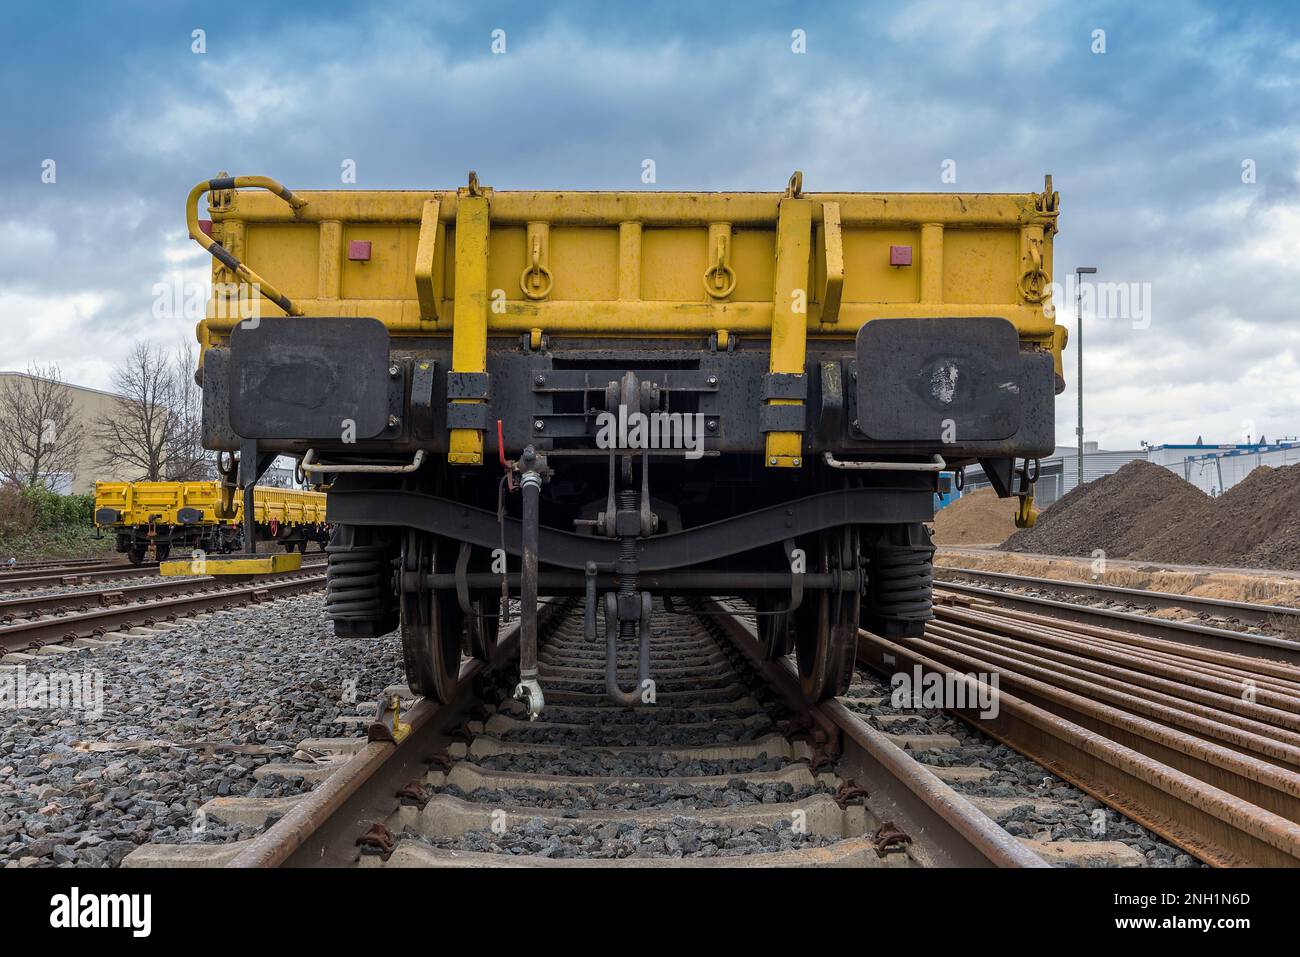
442, 779, 826, 811
474, 749, 794, 779
0, 592, 395, 868
400, 816, 834, 859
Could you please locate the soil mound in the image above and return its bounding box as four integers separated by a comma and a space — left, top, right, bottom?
1133, 463, 1300, 569
1002, 460, 1209, 559
931, 488, 1019, 545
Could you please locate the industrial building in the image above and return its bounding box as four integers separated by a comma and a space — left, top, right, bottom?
1148, 442, 1300, 496
959, 440, 1298, 506
0, 371, 131, 494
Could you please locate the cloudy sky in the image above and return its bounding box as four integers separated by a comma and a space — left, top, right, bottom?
2, 0, 1298, 450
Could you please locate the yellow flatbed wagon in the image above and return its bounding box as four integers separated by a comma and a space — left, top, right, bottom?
185, 169, 1063, 708
94, 481, 327, 564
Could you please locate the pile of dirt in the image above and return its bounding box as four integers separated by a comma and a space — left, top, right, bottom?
1134, 464, 1300, 569
1002, 460, 1209, 559
1002, 459, 1300, 572
931, 488, 1019, 545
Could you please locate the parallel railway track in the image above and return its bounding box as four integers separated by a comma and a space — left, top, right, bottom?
0, 552, 327, 593
934, 570, 1300, 666
936, 566, 1300, 631
0, 566, 327, 654
0, 562, 164, 591
857, 592, 1300, 866
0, 557, 110, 572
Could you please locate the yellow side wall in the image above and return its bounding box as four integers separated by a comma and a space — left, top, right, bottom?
199, 185, 1063, 366
94, 482, 327, 527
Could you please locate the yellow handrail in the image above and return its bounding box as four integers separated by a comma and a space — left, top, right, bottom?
186, 175, 308, 317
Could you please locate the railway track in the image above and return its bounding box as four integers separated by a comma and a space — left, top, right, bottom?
0, 552, 328, 593
0, 562, 164, 591
0, 557, 110, 572
124, 599, 1210, 869
0, 566, 327, 655
934, 570, 1300, 666
937, 566, 1300, 631
855, 592, 1300, 866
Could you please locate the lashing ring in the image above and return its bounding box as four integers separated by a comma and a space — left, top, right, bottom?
1018, 268, 1049, 303
520, 263, 553, 300
703, 262, 736, 299
520, 232, 553, 299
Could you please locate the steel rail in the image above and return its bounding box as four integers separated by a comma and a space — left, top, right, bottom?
0, 563, 164, 590
935, 579, 1300, 666
0, 558, 109, 571
858, 612, 1300, 867
936, 566, 1300, 629
0, 564, 328, 623
0, 573, 326, 653
703, 599, 1047, 868
230, 597, 1045, 869
226, 604, 562, 868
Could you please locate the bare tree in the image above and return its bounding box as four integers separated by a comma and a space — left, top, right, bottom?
95, 341, 214, 482
0, 363, 85, 490
94, 342, 174, 481
164, 343, 212, 481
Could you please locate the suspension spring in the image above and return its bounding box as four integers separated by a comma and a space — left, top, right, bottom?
325, 544, 387, 620
870, 543, 935, 622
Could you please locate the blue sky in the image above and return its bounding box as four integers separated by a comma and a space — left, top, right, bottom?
3, 0, 1299, 449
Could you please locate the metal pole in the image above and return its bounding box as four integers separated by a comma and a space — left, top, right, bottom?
1075, 267, 1097, 489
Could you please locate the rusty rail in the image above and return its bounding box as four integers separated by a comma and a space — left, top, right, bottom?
0, 572, 326, 654
705, 599, 1047, 868
225, 602, 573, 868
858, 600, 1300, 867
0, 563, 162, 591
935, 575, 1300, 664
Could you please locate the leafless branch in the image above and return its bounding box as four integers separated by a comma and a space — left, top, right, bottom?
0, 363, 85, 490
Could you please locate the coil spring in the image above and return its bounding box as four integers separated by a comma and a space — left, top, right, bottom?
871, 544, 935, 621
325, 544, 387, 620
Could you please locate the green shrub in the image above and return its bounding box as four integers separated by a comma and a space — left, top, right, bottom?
0, 485, 93, 539
23, 487, 94, 529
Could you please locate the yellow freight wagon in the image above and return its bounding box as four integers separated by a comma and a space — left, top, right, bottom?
95, 481, 328, 563
185, 170, 1063, 707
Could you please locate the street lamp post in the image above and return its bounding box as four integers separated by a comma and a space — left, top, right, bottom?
1075, 266, 1097, 490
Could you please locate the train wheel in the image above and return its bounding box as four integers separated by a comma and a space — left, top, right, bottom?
399, 530, 464, 702
756, 593, 793, 660
154, 545, 170, 563
793, 528, 860, 702
127, 546, 147, 566
468, 595, 500, 665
